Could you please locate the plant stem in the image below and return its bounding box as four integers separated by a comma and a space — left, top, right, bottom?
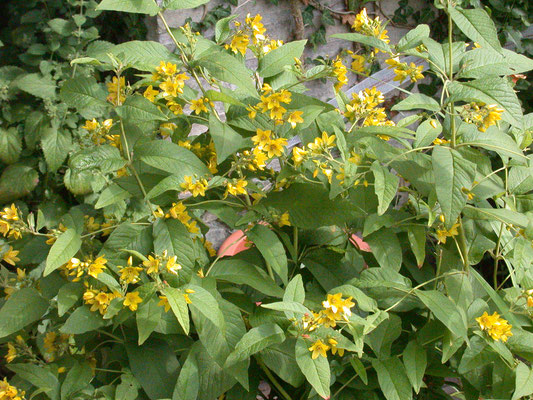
493, 223, 504, 288
256, 356, 293, 400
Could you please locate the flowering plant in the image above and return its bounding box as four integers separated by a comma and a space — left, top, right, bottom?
1, 0, 533, 399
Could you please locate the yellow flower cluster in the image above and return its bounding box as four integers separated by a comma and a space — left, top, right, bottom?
0, 204, 23, 240
190, 97, 213, 114
63, 256, 107, 281
147, 61, 190, 115
351, 8, 390, 48
291, 132, 338, 182
226, 14, 283, 56
181, 175, 209, 197
435, 219, 460, 244
347, 52, 370, 74
107, 76, 126, 105
308, 338, 344, 359
163, 202, 199, 234
299, 293, 355, 333
4, 335, 24, 363
252, 128, 288, 159
82, 118, 121, 148
476, 311, 513, 342
344, 87, 393, 128
462, 102, 504, 132
252, 84, 292, 122
224, 178, 248, 198
118, 256, 143, 284
178, 140, 218, 173
83, 285, 122, 315
385, 57, 425, 83
0, 378, 25, 400
2, 268, 27, 299
332, 56, 348, 91
43, 331, 70, 361
2, 246, 19, 266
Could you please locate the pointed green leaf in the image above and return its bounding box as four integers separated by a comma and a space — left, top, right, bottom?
161, 287, 190, 334
372, 357, 412, 400
44, 228, 82, 276
246, 224, 288, 285
448, 7, 501, 54
415, 289, 468, 338
97, 0, 160, 15
258, 40, 307, 78
0, 288, 49, 338
295, 337, 330, 399
209, 114, 247, 164
225, 324, 285, 366
371, 161, 399, 215
403, 341, 426, 393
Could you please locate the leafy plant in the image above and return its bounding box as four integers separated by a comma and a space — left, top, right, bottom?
1, 0, 533, 399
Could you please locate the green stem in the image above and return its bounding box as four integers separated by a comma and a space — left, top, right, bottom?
493, 223, 504, 288
256, 356, 293, 400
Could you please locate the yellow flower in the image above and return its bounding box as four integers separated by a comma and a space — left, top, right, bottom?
276, 212, 291, 227
0, 220, 10, 237
181, 176, 208, 197
436, 222, 460, 244
87, 256, 107, 278
476, 311, 513, 342
5, 343, 17, 363
287, 111, 304, 128
143, 255, 161, 274
262, 137, 287, 158
143, 85, 159, 102
119, 258, 143, 284
250, 147, 268, 170
225, 179, 248, 198
328, 338, 344, 356
386, 58, 424, 83
322, 293, 355, 321
350, 54, 367, 73
166, 255, 182, 275
123, 292, 142, 311
252, 129, 272, 147
292, 147, 308, 166
185, 220, 199, 234
1, 204, 19, 221
0, 377, 24, 400
158, 295, 171, 312
203, 239, 217, 257
2, 246, 20, 266
308, 131, 336, 154
156, 61, 178, 77
332, 56, 348, 91
308, 339, 330, 359
246, 13, 266, 43
83, 119, 99, 131
107, 76, 126, 105
167, 100, 183, 115
190, 97, 210, 114
229, 33, 249, 56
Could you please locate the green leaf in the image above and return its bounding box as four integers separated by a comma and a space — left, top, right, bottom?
403, 341, 426, 393
415, 289, 467, 338
215, 15, 237, 43
41, 127, 72, 173
331, 32, 392, 53
225, 324, 285, 366
209, 259, 284, 297
463, 206, 529, 229
14, 73, 56, 99
44, 228, 82, 276
414, 119, 442, 148
0, 288, 49, 338
513, 362, 533, 400
261, 183, 358, 228
8, 364, 59, 400
391, 93, 440, 112
163, 0, 209, 9
458, 48, 514, 79
199, 50, 257, 96
135, 140, 208, 176
366, 313, 401, 358
372, 357, 413, 400
0, 164, 39, 203
97, 0, 160, 15
136, 297, 162, 344
57, 282, 84, 317
246, 224, 288, 285
187, 285, 225, 330
209, 114, 247, 163
161, 287, 190, 334
459, 125, 526, 161
448, 78, 523, 128
349, 357, 368, 385
407, 225, 426, 267
432, 146, 475, 228
116, 373, 140, 400
365, 230, 402, 271
95, 184, 132, 209
283, 275, 305, 319
61, 362, 93, 400
60, 76, 108, 118
397, 24, 430, 51
116, 95, 168, 121
0, 127, 22, 164
262, 301, 310, 315
295, 337, 330, 399
61, 306, 106, 334
125, 338, 180, 400
258, 40, 307, 78
172, 350, 199, 400
448, 7, 501, 54
371, 161, 399, 215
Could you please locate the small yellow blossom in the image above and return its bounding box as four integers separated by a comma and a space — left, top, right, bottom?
123, 292, 142, 311
143, 255, 161, 274
436, 222, 460, 244
165, 255, 182, 275
263, 137, 287, 158
309, 339, 330, 359
118, 257, 143, 284
143, 85, 159, 102
107, 76, 126, 105
229, 33, 249, 56
2, 246, 20, 266
158, 295, 171, 312
252, 129, 272, 146
476, 311, 513, 342
190, 97, 211, 114
181, 176, 208, 197
329, 338, 344, 356
225, 179, 248, 198
287, 111, 304, 128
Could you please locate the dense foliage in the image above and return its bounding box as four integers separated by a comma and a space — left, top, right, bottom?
1, 0, 533, 399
